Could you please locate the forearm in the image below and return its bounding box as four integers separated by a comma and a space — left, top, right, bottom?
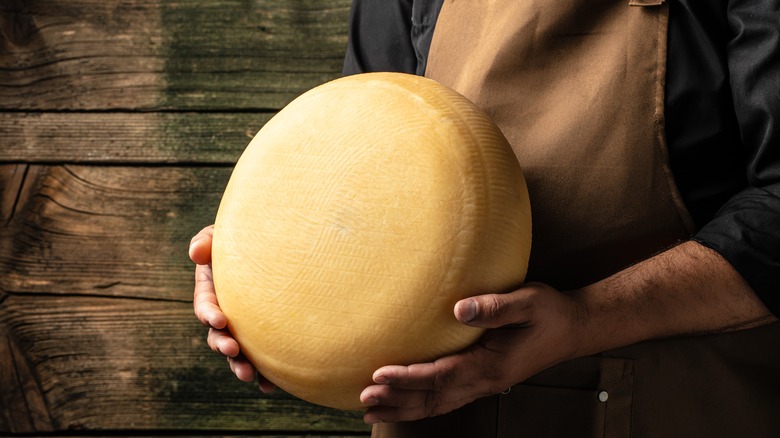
572, 240, 777, 357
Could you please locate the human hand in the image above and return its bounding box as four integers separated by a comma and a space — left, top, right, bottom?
359, 241, 779, 424
359, 283, 589, 423
190, 225, 276, 392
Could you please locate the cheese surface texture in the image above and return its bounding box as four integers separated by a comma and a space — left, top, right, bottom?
212, 72, 532, 410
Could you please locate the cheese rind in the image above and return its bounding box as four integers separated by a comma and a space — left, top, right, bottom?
212, 72, 532, 410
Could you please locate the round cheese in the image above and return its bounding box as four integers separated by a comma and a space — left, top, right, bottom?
212, 72, 532, 410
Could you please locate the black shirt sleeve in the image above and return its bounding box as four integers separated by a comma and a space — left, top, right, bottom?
342, 0, 417, 75
342, 0, 443, 76
688, 0, 780, 314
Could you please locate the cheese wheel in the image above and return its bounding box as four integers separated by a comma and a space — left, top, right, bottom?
212, 72, 531, 410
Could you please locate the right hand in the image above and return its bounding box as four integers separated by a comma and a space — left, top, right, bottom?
190, 225, 276, 392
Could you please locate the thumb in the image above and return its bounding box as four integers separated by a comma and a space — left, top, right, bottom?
454, 292, 532, 329
189, 225, 214, 265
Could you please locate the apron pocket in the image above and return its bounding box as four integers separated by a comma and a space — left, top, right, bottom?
497, 356, 634, 438
497, 384, 607, 437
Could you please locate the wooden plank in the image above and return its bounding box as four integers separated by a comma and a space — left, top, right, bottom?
0, 112, 270, 163
0, 293, 369, 433
1, 435, 368, 438
14, 435, 369, 438
0, 1, 370, 435
0, 163, 28, 221
0, 165, 228, 300
0, 324, 54, 433
0, 0, 350, 111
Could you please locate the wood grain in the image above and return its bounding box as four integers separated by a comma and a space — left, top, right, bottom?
0, 112, 270, 163
0, 0, 350, 110
0, 325, 54, 433
0, 164, 370, 434
0, 0, 368, 434
0, 293, 369, 433
0, 163, 29, 222
0, 165, 228, 300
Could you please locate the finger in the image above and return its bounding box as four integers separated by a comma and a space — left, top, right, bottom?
225, 354, 276, 393
371, 364, 439, 392
371, 356, 463, 392
360, 385, 425, 409
227, 355, 257, 383
454, 290, 535, 329
363, 403, 455, 424
193, 263, 226, 329
362, 387, 480, 424
207, 328, 240, 357
364, 405, 423, 424
257, 374, 277, 394
364, 403, 428, 424
364, 352, 504, 423
189, 225, 214, 265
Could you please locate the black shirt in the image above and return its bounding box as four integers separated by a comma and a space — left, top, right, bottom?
342, 0, 780, 316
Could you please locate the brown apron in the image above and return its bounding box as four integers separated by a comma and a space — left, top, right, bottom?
373, 1, 780, 436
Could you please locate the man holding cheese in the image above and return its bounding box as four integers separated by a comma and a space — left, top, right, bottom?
191, 0, 780, 436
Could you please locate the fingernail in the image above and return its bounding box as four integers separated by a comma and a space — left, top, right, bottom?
374, 375, 389, 384
458, 299, 476, 322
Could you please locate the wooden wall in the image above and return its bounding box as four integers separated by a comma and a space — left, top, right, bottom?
0, 0, 371, 435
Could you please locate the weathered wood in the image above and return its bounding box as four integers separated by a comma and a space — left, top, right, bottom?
0, 326, 54, 433
0, 163, 28, 221
15, 436, 369, 438
0, 165, 373, 434
0, 165, 229, 300
0, 0, 350, 110
0, 293, 369, 433
0, 435, 369, 438
0, 112, 271, 163
0, 0, 373, 434
16, 436, 369, 438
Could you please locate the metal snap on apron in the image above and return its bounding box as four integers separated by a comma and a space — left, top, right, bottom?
372, 1, 780, 437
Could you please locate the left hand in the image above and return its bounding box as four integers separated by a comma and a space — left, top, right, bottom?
360, 282, 590, 424
190, 225, 275, 392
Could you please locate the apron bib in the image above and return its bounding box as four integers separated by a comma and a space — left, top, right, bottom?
373, 1, 780, 436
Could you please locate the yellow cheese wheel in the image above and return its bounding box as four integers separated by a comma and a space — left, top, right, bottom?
212, 72, 531, 410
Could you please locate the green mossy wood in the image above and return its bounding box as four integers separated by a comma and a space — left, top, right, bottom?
0, 0, 369, 435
